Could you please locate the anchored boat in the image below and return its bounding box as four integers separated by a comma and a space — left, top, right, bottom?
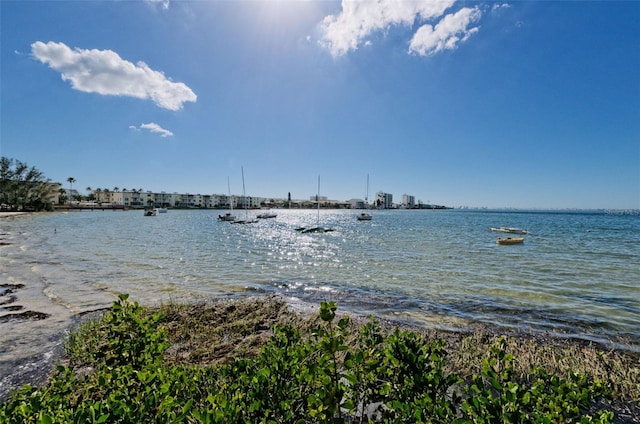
357, 212, 372, 221
491, 227, 529, 234
218, 177, 236, 222
497, 237, 525, 245
230, 166, 257, 224
295, 176, 334, 233
257, 211, 277, 219
218, 212, 236, 222
356, 174, 372, 221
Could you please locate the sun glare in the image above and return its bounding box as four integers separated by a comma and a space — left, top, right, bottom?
251, 1, 331, 33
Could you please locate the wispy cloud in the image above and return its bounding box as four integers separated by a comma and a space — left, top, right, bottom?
130, 122, 174, 137
318, 0, 481, 57
146, 0, 170, 10
492, 3, 511, 13
408, 7, 481, 56
31, 41, 196, 111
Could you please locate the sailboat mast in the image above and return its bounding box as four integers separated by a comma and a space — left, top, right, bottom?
294, 174, 333, 233
365, 174, 369, 207
227, 177, 233, 211
242, 166, 247, 215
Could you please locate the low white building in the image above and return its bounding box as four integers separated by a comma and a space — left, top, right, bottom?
237, 196, 261, 209
349, 198, 366, 209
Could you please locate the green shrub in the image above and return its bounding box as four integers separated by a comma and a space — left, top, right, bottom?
0, 296, 616, 423
461, 336, 614, 423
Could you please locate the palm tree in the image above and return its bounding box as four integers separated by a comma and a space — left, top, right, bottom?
58, 188, 66, 205
67, 177, 76, 205
113, 187, 119, 192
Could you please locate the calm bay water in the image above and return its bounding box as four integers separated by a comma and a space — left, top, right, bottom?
1, 208, 639, 392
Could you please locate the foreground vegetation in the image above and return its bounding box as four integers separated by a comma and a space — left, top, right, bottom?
1, 295, 638, 423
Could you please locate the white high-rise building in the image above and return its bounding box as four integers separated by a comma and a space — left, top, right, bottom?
402, 194, 415, 209
376, 192, 393, 209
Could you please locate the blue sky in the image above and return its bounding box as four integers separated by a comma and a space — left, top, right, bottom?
1, 0, 638, 209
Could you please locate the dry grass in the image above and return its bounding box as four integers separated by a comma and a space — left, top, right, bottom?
149, 295, 639, 407
156, 295, 309, 366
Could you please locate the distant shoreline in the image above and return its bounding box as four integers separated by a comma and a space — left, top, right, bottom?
0, 212, 29, 218
3, 208, 638, 216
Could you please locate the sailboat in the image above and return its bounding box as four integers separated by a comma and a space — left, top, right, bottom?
218, 177, 236, 221
231, 166, 257, 224
357, 174, 372, 221
296, 176, 334, 233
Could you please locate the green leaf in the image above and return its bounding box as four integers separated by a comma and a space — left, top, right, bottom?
96, 413, 110, 423
36, 414, 53, 424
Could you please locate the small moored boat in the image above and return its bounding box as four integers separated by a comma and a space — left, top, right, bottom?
497, 237, 525, 245
144, 208, 157, 216
218, 177, 237, 222
296, 226, 335, 234
356, 175, 373, 221
296, 176, 334, 233
257, 212, 277, 219
231, 219, 258, 224
218, 212, 236, 222
491, 227, 529, 234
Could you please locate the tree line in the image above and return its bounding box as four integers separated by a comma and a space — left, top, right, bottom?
0, 157, 55, 212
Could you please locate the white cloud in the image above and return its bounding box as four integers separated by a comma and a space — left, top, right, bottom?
31, 41, 196, 111
408, 7, 481, 56
492, 3, 510, 13
134, 122, 174, 137
318, 0, 483, 58
146, 0, 170, 10
319, 0, 455, 57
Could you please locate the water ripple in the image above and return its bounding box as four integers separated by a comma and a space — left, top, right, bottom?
1, 208, 638, 375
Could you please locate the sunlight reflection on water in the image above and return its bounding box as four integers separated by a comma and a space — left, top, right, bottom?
1, 208, 639, 379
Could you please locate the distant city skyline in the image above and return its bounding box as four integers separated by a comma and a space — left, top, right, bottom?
2, 1, 638, 210
61, 184, 639, 211
62, 183, 428, 206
